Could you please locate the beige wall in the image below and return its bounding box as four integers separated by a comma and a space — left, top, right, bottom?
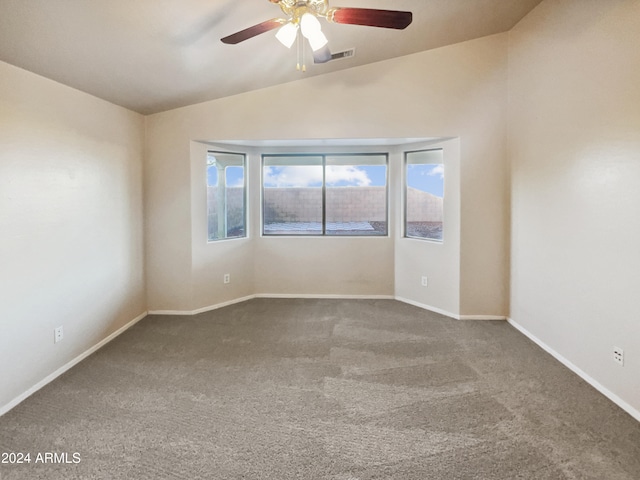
509, 0, 640, 414
190, 142, 255, 311
145, 33, 510, 317
0, 61, 146, 411
395, 139, 462, 316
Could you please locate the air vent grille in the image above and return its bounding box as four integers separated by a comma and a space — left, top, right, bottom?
331, 48, 356, 61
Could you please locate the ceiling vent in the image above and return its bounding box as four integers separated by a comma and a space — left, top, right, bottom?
331, 48, 356, 61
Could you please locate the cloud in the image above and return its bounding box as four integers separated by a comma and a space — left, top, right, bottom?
427, 164, 444, 179
264, 165, 372, 187
263, 166, 323, 187
326, 165, 371, 186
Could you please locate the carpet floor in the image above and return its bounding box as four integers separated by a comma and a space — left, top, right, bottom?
1, 298, 639, 479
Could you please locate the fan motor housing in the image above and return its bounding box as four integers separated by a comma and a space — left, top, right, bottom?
276, 0, 330, 20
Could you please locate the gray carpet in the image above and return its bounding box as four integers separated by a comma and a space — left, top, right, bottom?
1, 298, 639, 479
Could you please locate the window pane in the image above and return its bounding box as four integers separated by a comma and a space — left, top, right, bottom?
405, 149, 444, 241
325, 154, 388, 236
207, 152, 246, 241
263, 156, 323, 235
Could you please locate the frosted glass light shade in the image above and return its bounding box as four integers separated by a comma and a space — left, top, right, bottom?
300, 13, 321, 36
276, 22, 298, 48
307, 30, 328, 52
300, 13, 327, 52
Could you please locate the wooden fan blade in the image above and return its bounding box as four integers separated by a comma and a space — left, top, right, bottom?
329, 8, 412, 30
221, 18, 285, 44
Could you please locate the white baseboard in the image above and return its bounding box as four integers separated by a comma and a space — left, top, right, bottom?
148, 295, 256, 316
150, 294, 502, 321
149, 294, 396, 316
0, 311, 148, 417
394, 296, 506, 321
256, 293, 395, 300
395, 296, 459, 319
458, 314, 507, 321
507, 317, 640, 423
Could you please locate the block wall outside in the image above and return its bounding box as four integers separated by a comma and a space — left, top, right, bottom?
264, 188, 323, 223
208, 186, 443, 227
207, 187, 245, 238
406, 187, 443, 222
325, 187, 387, 223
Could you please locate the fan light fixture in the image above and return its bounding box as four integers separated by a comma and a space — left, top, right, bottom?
221, 0, 413, 71
300, 13, 328, 51
276, 12, 328, 52
275, 22, 298, 48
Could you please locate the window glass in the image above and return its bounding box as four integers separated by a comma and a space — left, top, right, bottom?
263, 156, 323, 235
405, 149, 444, 241
262, 154, 388, 236
207, 152, 246, 241
325, 154, 387, 236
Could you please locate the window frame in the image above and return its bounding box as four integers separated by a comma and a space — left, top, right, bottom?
403, 148, 445, 243
261, 152, 389, 237
206, 150, 247, 242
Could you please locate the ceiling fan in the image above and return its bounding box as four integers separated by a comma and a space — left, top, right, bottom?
221, 0, 412, 68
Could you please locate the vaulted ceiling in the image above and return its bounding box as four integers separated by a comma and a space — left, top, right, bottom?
0, 0, 543, 114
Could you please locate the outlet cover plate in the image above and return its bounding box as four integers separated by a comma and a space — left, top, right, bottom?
54, 326, 64, 343
613, 347, 624, 366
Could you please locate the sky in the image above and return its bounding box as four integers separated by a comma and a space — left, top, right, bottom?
207, 165, 244, 188
262, 165, 386, 188
407, 164, 444, 197
208, 164, 444, 198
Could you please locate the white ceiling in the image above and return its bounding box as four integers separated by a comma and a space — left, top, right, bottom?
0, 0, 543, 115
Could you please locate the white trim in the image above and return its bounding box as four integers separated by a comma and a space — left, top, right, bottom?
147, 294, 505, 321
394, 297, 506, 321
0, 311, 148, 417
256, 293, 395, 300
192, 295, 257, 314
458, 314, 507, 321
148, 295, 256, 316
149, 294, 396, 316
394, 296, 460, 319
146, 309, 197, 315
507, 317, 640, 423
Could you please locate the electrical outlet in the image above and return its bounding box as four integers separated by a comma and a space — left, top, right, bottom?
421, 276, 428, 287
54, 326, 64, 344
223, 273, 230, 284
613, 347, 624, 366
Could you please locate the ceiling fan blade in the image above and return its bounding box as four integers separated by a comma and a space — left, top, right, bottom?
329, 8, 412, 30
221, 18, 285, 44
313, 44, 332, 64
